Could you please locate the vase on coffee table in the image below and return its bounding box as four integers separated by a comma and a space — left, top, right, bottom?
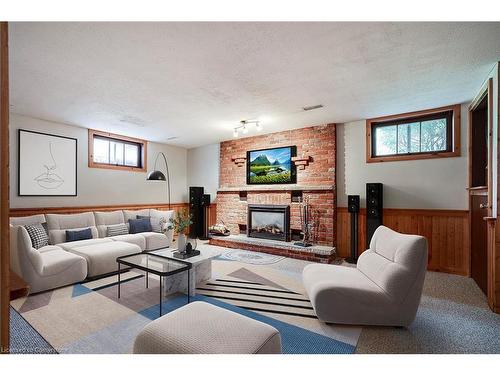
177, 233, 187, 253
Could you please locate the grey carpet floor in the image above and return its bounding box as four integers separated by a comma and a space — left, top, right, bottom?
355, 271, 500, 353
221, 252, 500, 354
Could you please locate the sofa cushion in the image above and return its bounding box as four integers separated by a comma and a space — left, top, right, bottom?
65, 241, 141, 277
38, 247, 88, 277
66, 228, 93, 242
123, 209, 150, 224
303, 263, 392, 323
24, 224, 49, 249
141, 232, 169, 251
58, 238, 113, 251
95, 210, 126, 238
46, 212, 98, 245
137, 215, 162, 233
109, 234, 146, 250
149, 209, 174, 233
106, 223, 129, 237
10, 214, 46, 226
129, 218, 152, 234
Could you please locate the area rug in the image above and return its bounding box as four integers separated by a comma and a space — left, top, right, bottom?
10, 255, 360, 354
9, 307, 57, 354
218, 249, 285, 265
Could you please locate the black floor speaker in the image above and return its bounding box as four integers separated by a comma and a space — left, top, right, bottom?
189, 186, 204, 238
366, 183, 383, 249
199, 194, 211, 240
346, 195, 360, 263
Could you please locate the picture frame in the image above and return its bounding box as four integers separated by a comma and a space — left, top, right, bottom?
246, 145, 297, 185
18, 129, 78, 196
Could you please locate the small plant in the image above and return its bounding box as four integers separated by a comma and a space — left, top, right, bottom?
169, 208, 193, 235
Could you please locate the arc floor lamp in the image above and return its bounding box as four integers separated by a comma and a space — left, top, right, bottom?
146, 151, 171, 209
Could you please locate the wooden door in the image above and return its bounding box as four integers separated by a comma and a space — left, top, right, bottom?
471, 193, 488, 294
0, 21, 9, 353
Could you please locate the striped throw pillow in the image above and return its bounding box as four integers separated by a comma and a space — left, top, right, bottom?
24, 224, 49, 249
106, 223, 129, 237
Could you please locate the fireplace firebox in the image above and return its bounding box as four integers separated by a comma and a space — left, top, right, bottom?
247, 204, 290, 242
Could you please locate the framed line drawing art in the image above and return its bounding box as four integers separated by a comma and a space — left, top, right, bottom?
18, 129, 78, 196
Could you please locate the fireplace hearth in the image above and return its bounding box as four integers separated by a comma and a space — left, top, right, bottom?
247, 204, 290, 242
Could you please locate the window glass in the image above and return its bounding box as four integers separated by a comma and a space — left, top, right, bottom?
420, 119, 447, 152
374, 125, 397, 156
93, 138, 109, 163
93, 136, 141, 168
372, 113, 450, 157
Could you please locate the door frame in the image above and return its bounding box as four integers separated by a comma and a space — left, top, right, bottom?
0, 21, 10, 353
467, 77, 494, 299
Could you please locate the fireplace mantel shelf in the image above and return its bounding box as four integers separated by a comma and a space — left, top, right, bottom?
218, 185, 334, 192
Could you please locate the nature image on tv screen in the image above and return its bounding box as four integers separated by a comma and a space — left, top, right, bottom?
248, 146, 294, 184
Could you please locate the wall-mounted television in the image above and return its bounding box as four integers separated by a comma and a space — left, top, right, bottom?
247, 146, 297, 185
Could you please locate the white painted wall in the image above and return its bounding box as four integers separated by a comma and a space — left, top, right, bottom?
336, 103, 469, 209
10, 114, 188, 208
187, 143, 220, 201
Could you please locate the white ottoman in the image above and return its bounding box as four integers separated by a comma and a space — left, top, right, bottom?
133, 301, 282, 354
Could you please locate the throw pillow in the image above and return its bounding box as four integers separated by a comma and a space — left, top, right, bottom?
129, 218, 152, 234
66, 228, 93, 242
137, 215, 163, 233
24, 224, 49, 249
106, 223, 129, 237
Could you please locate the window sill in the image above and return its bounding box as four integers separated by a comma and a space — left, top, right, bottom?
88, 161, 146, 172
367, 150, 460, 163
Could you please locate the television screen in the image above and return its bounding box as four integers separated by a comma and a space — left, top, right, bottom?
247, 146, 297, 184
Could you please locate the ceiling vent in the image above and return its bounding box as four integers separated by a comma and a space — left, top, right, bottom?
302, 104, 324, 111
119, 116, 146, 127
166, 136, 178, 141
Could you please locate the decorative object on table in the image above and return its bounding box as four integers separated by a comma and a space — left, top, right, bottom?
146, 151, 171, 209
18, 129, 77, 196
173, 240, 200, 259
294, 196, 313, 247
247, 145, 297, 185
169, 208, 193, 253
208, 222, 230, 236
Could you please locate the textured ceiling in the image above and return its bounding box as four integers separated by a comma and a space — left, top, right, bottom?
9, 22, 500, 148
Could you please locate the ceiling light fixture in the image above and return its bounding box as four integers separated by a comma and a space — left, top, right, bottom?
232, 120, 262, 137
302, 104, 324, 111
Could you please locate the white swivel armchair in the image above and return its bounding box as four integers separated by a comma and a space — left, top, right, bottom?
303, 226, 428, 327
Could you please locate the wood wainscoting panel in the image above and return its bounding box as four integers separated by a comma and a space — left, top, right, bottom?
337, 207, 470, 276
10, 203, 189, 217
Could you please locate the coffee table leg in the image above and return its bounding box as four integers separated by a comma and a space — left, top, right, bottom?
187, 269, 190, 304
159, 276, 162, 316
146, 271, 149, 289
118, 263, 121, 299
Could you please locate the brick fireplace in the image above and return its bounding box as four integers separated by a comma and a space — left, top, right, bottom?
212, 123, 336, 262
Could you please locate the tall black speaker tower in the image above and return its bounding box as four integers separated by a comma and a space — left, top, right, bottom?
199, 194, 211, 240
189, 186, 204, 238
346, 195, 360, 263
366, 183, 383, 248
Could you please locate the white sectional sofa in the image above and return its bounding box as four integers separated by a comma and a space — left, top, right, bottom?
10, 209, 175, 294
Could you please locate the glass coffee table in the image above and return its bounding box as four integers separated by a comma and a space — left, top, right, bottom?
116, 252, 192, 316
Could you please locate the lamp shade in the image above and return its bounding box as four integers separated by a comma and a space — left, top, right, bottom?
146, 170, 166, 181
